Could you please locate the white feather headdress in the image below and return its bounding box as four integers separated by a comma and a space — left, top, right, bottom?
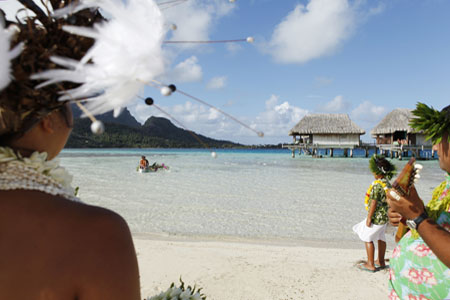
0, 25, 22, 91
31, 0, 166, 116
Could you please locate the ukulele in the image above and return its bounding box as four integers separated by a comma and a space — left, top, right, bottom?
390, 157, 423, 242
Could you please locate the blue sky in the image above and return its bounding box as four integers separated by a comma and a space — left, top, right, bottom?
131, 0, 450, 145
3, 0, 450, 145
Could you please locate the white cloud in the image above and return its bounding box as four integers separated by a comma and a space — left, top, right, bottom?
206, 76, 227, 89
165, 56, 203, 83
318, 95, 351, 112
130, 100, 230, 133
266, 0, 357, 63
351, 100, 386, 122
127, 94, 308, 145
350, 100, 387, 141
252, 95, 308, 137
162, 0, 235, 49
159, 0, 236, 85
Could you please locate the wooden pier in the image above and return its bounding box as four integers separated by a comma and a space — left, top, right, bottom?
376, 144, 434, 160
285, 109, 435, 160
282, 142, 434, 159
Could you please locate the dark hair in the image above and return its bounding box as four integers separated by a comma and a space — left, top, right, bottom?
0, 1, 103, 141
369, 155, 396, 180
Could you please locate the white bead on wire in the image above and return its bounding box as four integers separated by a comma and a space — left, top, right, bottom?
90, 120, 105, 135
160, 86, 172, 96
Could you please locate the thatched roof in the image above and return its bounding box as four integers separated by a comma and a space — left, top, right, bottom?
289, 114, 365, 136
371, 108, 415, 135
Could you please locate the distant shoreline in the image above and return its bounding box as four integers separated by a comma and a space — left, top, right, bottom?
132, 231, 365, 250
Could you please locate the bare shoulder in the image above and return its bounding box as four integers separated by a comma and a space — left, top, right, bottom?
23, 193, 133, 246
65, 199, 132, 242
0, 191, 141, 299
54, 199, 142, 299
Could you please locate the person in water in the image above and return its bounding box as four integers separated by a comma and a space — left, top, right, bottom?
353, 154, 396, 272
0, 2, 140, 299
139, 155, 150, 169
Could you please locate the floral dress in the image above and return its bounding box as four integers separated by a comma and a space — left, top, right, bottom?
388, 176, 450, 300
353, 179, 391, 242
369, 179, 390, 225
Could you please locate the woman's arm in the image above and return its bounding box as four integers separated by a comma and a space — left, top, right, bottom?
366, 198, 377, 227
387, 187, 450, 268
416, 219, 450, 268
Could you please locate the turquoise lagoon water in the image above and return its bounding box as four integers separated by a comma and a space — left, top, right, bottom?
60, 148, 445, 247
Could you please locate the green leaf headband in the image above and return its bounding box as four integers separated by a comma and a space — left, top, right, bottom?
369, 154, 396, 180
410, 102, 450, 144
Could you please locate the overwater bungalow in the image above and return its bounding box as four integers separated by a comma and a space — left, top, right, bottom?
371, 108, 432, 158
285, 114, 365, 157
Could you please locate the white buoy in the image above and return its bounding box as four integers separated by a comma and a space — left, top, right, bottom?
160, 86, 172, 96
414, 164, 423, 170
246, 36, 254, 43
90, 120, 105, 135
211, 151, 217, 158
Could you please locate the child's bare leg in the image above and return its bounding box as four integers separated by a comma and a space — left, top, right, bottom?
362, 242, 376, 270
375, 240, 386, 267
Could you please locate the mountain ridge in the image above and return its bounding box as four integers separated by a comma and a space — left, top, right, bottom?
66, 106, 243, 148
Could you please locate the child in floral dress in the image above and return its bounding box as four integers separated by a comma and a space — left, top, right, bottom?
353, 155, 396, 272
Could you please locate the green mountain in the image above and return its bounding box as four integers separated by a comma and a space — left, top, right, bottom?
72, 105, 141, 128
66, 108, 243, 148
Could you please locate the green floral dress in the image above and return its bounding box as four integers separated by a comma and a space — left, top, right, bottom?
368, 178, 390, 225
353, 179, 391, 242
388, 176, 450, 300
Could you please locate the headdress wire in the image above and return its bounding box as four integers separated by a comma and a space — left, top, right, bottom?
25, 0, 261, 157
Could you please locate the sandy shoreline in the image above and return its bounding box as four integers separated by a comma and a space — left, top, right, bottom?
135, 235, 390, 300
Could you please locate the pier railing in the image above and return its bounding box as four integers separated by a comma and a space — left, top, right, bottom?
282, 142, 434, 159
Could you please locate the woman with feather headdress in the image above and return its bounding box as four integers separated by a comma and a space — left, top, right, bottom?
0, 0, 170, 298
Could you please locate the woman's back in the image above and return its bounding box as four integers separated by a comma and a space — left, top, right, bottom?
0, 190, 141, 300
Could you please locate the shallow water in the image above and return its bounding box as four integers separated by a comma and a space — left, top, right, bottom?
60, 148, 445, 246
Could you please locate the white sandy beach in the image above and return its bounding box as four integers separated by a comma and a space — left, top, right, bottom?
135, 236, 390, 300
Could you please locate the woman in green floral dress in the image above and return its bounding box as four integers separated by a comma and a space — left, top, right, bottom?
353, 155, 396, 272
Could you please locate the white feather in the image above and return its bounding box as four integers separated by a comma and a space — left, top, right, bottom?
52, 1, 97, 18
0, 25, 23, 91
32, 0, 166, 115
113, 107, 124, 118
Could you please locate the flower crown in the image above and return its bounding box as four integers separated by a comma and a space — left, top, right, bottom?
410, 102, 450, 144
